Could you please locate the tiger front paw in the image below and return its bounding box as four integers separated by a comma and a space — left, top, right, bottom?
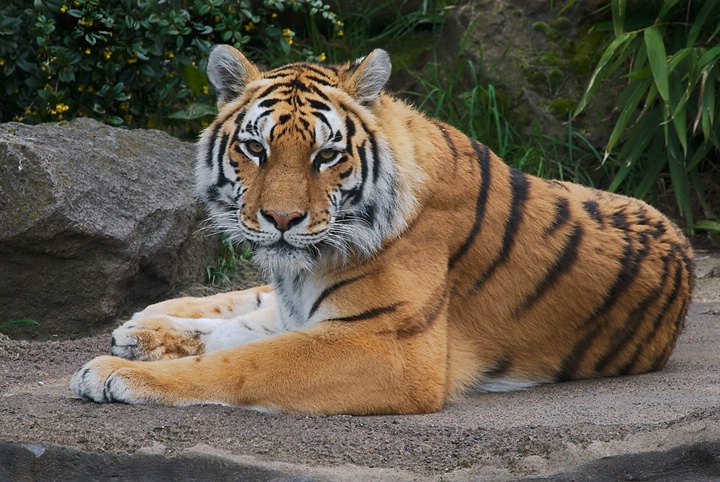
69, 355, 144, 404
111, 316, 207, 361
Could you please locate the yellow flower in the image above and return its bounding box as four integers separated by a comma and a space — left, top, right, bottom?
123, 114, 133, 123
0, 58, 6, 66
78, 85, 85, 92
15, 116, 23, 122
227, 6, 236, 13
57, 103, 69, 113
103, 48, 111, 60
271, 12, 277, 18
282, 28, 293, 37
166, 51, 174, 59
127, 56, 138, 64
87, 86, 94, 93
202, 85, 209, 95
119, 102, 129, 111
80, 17, 93, 26
85, 48, 91, 55
288, 38, 293, 45
319, 52, 326, 62
60, 5, 68, 13
244, 22, 255, 32
337, 29, 344, 37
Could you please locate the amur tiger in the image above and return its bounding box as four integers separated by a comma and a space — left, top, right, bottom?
71, 45, 694, 414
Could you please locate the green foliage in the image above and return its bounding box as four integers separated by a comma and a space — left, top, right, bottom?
206, 237, 251, 286
574, 0, 720, 228
412, 49, 602, 185
0, 319, 39, 330
0, 0, 343, 137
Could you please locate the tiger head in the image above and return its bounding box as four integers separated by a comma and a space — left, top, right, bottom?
196, 45, 415, 274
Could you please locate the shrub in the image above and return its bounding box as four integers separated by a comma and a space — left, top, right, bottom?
0, 0, 343, 137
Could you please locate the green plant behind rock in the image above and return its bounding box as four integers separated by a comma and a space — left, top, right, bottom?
573, 0, 720, 230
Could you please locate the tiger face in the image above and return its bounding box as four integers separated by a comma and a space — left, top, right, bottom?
196, 46, 407, 274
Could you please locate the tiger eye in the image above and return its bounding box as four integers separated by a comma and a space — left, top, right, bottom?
318, 148, 336, 160
247, 140, 264, 154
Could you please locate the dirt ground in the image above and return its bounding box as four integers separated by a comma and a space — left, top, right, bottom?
1, 251, 719, 481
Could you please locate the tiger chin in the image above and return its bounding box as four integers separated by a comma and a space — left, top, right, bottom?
70, 45, 694, 415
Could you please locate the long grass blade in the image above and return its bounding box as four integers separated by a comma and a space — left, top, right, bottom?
644, 26, 671, 106
574, 32, 637, 116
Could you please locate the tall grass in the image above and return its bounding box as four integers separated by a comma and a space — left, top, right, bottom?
410, 51, 604, 186
573, 0, 720, 231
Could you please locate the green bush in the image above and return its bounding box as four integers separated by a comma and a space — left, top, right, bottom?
573, 0, 720, 230
0, 0, 343, 137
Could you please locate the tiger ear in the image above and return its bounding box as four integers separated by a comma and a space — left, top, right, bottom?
343, 49, 392, 106
206, 45, 261, 106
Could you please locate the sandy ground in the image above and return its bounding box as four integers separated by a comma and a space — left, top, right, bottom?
1, 252, 719, 481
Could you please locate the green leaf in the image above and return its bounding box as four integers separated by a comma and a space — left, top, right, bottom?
688, 0, 720, 46
604, 78, 651, 154
611, 0, 625, 37
666, 135, 692, 223
0, 319, 38, 329
183, 63, 205, 97
167, 103, 217, 120
574, 32, 637, 116
693, 220, 720, 234
106, 115, 124, 126
644, 26, 670, 106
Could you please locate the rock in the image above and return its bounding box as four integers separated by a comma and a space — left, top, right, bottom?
0, 119, 219, 338
435, 0, 612, 142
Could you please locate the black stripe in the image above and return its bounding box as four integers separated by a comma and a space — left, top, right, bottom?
308, 274, 368, 319
469, 168, 529, 293
441, 128, 459, 173
255, 82, 285, 100
370, 133, 381, 184
593, 254, 671, 374
345, 116, 356, 152
351, 142, 369, 204
396, 288, 448, 338
544, 197, 570, 237
215, 133, 231, 187
314, 112, 332, 132
619, 257, 684, 375
449, 140, 491, 269
339, 167, 353, 179
556, 222, 650, 380
258, 98, 280, 108
278, 113, 291, 125
306, 74, 333, 86
485, 354, 511, 377
310, 99, 331, 111
310, 86, 330, 102
204, 123, 223, 167
303, 64, 335, 79
583, 200, 604, 227
516, 223, 583, 316
332, 303, 401, 322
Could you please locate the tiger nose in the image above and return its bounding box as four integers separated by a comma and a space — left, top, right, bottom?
261, 210, 306, 232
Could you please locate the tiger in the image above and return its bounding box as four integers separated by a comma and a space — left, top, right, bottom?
70, 45, 694, 415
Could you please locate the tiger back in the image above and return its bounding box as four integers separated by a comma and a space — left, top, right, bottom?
70, 45, 694, 414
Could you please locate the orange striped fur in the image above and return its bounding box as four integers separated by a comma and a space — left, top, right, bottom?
71, 46, 694, 414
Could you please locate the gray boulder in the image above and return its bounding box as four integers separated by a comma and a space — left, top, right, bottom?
0, 119, 219, 338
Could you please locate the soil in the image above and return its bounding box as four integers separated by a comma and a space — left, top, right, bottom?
1, 253, 719, 481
